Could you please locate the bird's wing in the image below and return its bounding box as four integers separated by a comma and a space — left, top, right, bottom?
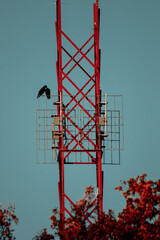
37, 85, 47, 98
45, 87, 51, 99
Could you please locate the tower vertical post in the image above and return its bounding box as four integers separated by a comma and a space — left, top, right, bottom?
94, 0, 103, 217
55, 0, 65, 227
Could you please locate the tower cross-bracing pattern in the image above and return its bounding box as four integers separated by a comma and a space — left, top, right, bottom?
36, 0, 124, 230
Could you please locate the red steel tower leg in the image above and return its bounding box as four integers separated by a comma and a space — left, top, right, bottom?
55, 0, 103, 229
94, 0, 103, 217
55, 0, 65, 228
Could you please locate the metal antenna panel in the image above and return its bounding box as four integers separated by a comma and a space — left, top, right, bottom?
36, 94, 124, 164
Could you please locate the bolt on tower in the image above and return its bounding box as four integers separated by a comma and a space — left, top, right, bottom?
36, 0, 124, 228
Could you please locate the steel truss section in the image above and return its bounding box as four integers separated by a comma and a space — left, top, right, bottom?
55, 0, 103, 228
36, 0, 124, 233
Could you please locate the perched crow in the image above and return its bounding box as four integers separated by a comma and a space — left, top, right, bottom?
37, 85, 51, 99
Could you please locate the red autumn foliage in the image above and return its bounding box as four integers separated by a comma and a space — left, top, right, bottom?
114, 174, 160, 240
0, 203, 18, 240
34, 174, 160, 239
33, 228, 55, 240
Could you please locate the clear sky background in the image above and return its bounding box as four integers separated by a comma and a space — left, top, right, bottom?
1, 0, 160, 239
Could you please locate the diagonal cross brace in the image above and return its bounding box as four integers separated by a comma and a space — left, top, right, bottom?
65, 113, 97, 150
64, 84, 96, 118
63, 74, 96, 113
64, 193, 94, 225
62, 44, 94, 81
62, 72, 95, 109
62, 34, 94, 71
62, 85, 94, 119
64, 128, 96, 161
62, 31, 97, 70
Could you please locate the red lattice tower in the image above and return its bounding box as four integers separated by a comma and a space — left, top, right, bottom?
56, 0, 102, 225
36, 0, 124, 232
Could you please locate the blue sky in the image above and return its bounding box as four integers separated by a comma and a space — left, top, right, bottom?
1, 0, 160, 239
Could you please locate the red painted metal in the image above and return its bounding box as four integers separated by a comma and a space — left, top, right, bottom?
55, 0, 65, 229
55, 0, 103, 231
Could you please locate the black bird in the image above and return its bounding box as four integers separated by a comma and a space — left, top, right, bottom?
37, 85, 51, 99
45, 87, 51, 99
37, 85, 47, 98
